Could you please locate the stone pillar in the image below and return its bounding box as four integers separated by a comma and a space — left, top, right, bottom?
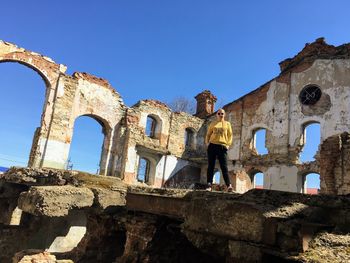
28, 79, 61, 168
194, 90, 217, 119
40, 76, 78, 169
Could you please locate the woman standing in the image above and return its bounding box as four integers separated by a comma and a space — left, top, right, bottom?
205, 108, 233, 192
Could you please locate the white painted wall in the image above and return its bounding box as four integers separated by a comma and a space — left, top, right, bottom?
41, 139, 70, 169
265, 165, 301, 192
161, 155, 190, 182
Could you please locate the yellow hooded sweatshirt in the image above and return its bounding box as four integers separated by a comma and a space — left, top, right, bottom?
205, 120, 232, 148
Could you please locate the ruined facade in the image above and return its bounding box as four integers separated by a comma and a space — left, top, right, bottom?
1, 38, 350, 195
2, 38, 350, 263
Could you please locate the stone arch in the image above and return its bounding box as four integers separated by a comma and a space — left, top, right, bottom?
248, 169, 264, 189
0, 60, 51, 87
80, 114, 112, 135
68, 114, 112, 175
0, 41, 66, 168
0, 41, 65, 84
300, 171, 321, 194
299, 121, 321, 162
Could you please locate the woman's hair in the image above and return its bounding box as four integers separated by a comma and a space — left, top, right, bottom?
217, 108, 226, 126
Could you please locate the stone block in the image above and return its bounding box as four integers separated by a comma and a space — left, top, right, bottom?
90, 186, 126, 211
18, 185, 94, 217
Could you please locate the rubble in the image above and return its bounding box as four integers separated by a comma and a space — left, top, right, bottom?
0, 167, 349, 262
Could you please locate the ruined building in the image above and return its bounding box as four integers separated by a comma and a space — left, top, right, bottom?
1, 37, 350, 195
1, 38, 350, 262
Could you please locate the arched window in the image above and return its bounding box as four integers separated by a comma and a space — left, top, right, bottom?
303, 173, 320, 194
251, 171, 264, 189
252, 128, 268, 155
137, 157, 151, 183
185, 128, 195, 149
145, 116, 157, 138
300, 122, 320, 162
68, 116, 106, 174
213, 170, 221, 184
0, 63, 45, 168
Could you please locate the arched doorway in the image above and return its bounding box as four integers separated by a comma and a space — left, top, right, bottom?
303, 173, 320, 194
68, 116, 106, 174
250, 171, 264, 189
0, 62, 46, 168
300, 122, 321, 162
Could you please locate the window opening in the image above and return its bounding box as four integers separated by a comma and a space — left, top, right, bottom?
137, 157, 150, 183
303, 173, 320, 194
300, 123, 320, 162
251, 172, 264, 189
146, 116, 157, 138
299, 85, 322, 105
253, 129, 268, 155
213, 171, 221, 184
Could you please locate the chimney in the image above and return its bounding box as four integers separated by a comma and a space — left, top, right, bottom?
194, 90, 217, 119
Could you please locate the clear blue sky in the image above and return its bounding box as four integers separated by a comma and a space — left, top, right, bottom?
0, 1, 349, 187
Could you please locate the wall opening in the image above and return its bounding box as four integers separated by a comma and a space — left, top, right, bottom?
0, 63, 46, 168
184, 128, 195, 149
68, 116, 105, 174
137, 157, 151, 183
303, 173, 320, 194
146, 116, 157, 138
252, 129, 268, 155
300, 122, 321, 162
251, 171, 264, 189
213, 170, 221, 184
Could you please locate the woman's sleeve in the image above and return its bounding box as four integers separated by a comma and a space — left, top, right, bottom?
227, 122, 233, 146
205, 123, 213, 144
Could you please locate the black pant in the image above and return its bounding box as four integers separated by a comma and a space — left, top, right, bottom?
207, 143, 231, 186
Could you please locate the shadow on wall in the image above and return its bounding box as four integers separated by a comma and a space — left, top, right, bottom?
35, 211, 87, 253
163, 165, 201, 189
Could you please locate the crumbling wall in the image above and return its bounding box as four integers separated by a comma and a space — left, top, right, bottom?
196, 38, 350, 194
317, 132, 350, 195
121, 100, 172, 185
121, 100, 204, 187
0, 40, 66, 168
38, 73, 126, 173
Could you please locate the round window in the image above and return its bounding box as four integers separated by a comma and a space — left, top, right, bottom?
299, 85, 322, 105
